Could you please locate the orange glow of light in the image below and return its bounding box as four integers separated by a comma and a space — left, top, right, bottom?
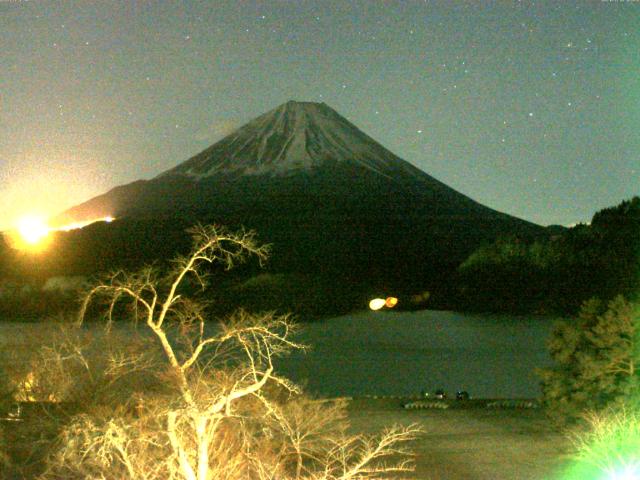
385, 297, 398, 308
17, 216, 49, 245
6, 215, 53, 252
6, 215, 116, 252
57, 220, 94, 232
56, 216, 116, 232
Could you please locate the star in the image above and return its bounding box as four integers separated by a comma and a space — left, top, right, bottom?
0, 0, 633, 231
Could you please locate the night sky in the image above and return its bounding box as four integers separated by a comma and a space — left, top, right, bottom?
2, 0, 638, 230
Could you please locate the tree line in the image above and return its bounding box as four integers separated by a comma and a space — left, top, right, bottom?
454, 196, 640, 314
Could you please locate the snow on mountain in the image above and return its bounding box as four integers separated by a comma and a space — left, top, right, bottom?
159, 101, 424, 181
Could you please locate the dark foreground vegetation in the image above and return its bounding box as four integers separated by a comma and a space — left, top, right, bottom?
1, 196, 637, 320
456, 196, 640, 314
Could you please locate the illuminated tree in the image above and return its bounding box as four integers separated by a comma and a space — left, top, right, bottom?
36, 224, 419, 480
538, 296, 640, 425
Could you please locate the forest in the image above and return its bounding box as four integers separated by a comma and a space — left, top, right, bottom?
454, 196, 640, 315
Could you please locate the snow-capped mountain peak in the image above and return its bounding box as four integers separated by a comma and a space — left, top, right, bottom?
159, 101, 418, 180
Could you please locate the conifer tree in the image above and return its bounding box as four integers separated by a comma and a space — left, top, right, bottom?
538, 296, 640, 424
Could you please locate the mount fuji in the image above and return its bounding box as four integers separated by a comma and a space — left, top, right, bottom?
53, 101, 543, 290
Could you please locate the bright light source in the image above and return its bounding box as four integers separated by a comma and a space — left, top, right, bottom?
6, 214, 116, 252
385, 297, 398, 308
369, 298, 386, 311
5, 215, 53, 252
608, 465, 640, 480
17, 216, 49, 245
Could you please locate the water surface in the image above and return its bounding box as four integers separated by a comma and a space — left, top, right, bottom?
0, 310, 558, 399
275, 310, 557, 399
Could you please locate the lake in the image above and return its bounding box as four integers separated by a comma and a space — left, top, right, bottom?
275, 310, 558, 399
0, 310, 559, 399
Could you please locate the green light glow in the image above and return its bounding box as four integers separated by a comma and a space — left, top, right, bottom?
560, 409, 640, 480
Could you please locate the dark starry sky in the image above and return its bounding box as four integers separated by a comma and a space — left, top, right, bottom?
1, 0, 638, 229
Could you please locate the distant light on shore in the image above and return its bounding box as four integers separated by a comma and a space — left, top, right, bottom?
369, 297, 398, 311
369, 298, 386, 311
385, 297, 398, 308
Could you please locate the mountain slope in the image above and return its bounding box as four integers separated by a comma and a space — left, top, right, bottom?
58, 101, 528, 224
53, 101, 543, 291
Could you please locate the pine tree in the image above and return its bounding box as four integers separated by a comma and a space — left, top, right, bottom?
538, 296, 640, 424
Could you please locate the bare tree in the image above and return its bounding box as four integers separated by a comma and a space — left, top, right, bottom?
38, 224, 419, 480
